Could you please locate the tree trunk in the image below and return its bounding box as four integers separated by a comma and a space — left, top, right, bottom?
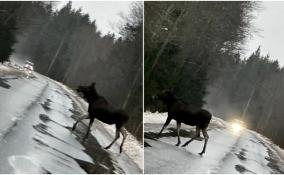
46, 38, 65, 76
122, 67, 141, 109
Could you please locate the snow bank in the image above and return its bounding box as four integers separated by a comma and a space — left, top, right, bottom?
0, 64, 11, 72
0, 64, 26, 77
274, 145, 284, 162
144, 111, 170, 124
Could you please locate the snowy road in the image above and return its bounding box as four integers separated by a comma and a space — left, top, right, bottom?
144, 112, 284, 174
0, 65, 142, 174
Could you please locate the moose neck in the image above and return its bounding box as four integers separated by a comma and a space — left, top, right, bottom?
86, 88, 101, 104
93, 88, 100, 98
165, 94, 177, 109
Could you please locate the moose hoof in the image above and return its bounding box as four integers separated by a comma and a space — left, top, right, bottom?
176, 143, 180, 146
198, 152, 204, 156
104, 146, 111, 150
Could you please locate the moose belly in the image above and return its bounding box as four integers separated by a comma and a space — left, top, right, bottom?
90, 108, 122, 125
180, 118, 198, 126
98, 117, 115, 125
175, 112, 199, 126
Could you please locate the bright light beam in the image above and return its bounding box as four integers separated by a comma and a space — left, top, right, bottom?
231, 122, 243, 133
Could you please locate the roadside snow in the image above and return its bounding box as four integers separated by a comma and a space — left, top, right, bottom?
144, 111, 169, 124
274, 145, 284, 161
0, 64, 11, 72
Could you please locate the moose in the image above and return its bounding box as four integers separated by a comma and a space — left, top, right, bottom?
156, 90, 212, 156
72, 82, 129, 153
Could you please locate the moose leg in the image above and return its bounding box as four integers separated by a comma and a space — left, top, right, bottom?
157, 116, 172, 138
83, 117, 95, 142
182, 126, 200, 147
72, 114, 89, 131
199, 128, 209, 156
176, 122, 181, 146
119, 127, 128, 153
105, 126, 120, 150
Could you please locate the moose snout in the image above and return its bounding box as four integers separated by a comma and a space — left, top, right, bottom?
76, 86, 84, 92
76, 87, 84, 95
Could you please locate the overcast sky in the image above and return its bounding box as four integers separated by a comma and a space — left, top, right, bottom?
245, 1, 284, 67
55, 1, 132, 37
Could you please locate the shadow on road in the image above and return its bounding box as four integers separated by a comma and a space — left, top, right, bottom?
0, 77, 12, 89
144, 127, 203, 141
70, 114, 123, 174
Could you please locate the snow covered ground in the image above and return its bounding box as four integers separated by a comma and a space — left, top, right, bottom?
144, 111, 284, 174
0, 65, 142, 174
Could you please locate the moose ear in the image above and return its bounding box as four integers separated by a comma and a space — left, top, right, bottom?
91, 82, 96, 87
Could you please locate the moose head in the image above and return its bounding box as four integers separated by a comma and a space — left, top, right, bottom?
77, 82, 98, 103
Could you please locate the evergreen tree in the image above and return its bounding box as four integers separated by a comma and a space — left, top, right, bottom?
0, 2, 22, 63
144, 1, 258, 111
